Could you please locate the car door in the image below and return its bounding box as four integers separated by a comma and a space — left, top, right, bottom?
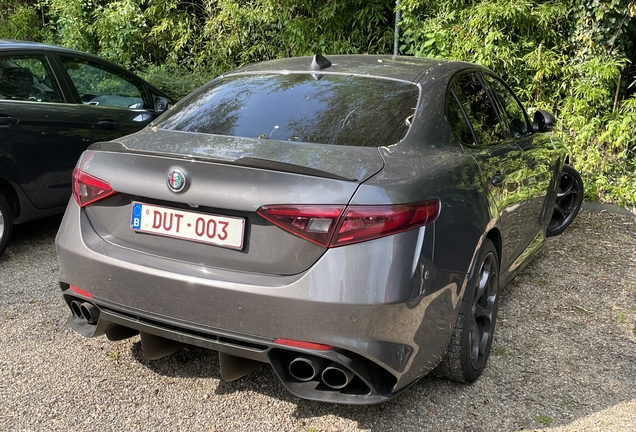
447, 72, 528, 270
57, 55, 158, 142
0, 52, 92, 209
481, 73, 559, 240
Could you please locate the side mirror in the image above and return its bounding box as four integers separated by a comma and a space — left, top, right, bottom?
154, 96, 169, 114
533, 109, 557, 133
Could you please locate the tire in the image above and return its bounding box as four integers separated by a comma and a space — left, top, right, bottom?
434, 238, 499, 383
0, 193, 13, 257
546, 164, 583, 237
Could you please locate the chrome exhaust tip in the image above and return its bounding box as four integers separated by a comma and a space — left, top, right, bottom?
289, 356, 328, 382
321, 362, 355, 389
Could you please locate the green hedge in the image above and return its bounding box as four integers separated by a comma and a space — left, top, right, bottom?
1, 0, 634, 205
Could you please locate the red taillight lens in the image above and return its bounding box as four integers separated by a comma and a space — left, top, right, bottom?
72, 168, 117, 208
274, 338, 333, 351
69, 285, 93, 298
257, 205, 345, 247
333, 201, 440, 246
257, 200, 439, 248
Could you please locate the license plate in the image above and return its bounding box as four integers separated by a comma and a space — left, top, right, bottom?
131, 202, 245, 249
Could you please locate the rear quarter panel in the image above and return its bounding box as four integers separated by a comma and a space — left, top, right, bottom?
352, 139, 491, 276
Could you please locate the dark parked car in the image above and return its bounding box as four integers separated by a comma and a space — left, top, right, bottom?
56, 55, 583, 404
0, 40, 171, 255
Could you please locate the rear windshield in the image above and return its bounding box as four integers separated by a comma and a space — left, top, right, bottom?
155, 74, 419, 147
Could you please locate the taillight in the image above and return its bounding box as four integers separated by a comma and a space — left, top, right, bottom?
72, 168, 117, 208
334, 201, 440, 246
257, 205, 345, 247
257, 200, 440, 247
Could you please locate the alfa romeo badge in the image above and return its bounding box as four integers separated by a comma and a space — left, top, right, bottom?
167, 168, 187, 192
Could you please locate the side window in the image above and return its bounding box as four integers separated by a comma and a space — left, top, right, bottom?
60, 56, 147, 109
451, 73, 505, 146
0, 55, 64, 103
446, 94, 474, 145
483, 74, 530, 138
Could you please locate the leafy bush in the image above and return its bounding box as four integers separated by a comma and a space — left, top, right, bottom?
1, 0, 634, 205
399, 0, 636, 205
0, 2, 49, 41
138, 64, 217, 100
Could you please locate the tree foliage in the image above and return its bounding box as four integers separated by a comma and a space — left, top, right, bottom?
0, 0, 634, 205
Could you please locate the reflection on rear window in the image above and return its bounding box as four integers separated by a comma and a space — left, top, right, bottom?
156, 74, 419, 147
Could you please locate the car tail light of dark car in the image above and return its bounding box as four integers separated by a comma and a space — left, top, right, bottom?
257, 200, 440, 248
72, 168, 117, 208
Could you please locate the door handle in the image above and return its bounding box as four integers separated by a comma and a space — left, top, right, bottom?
491, 173, 504, 187
0, 115, 19, 128
97, 120, 121, 130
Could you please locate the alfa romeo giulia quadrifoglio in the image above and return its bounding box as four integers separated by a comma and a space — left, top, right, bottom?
55, 55, 583, 404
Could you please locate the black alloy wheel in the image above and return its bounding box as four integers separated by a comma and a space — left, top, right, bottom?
0, 193, 13, 257
467, 250, 498, 372
434, 238, 499, 383
547, 164, 584, 237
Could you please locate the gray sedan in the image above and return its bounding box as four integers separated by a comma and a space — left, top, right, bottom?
55, 55, 582, 404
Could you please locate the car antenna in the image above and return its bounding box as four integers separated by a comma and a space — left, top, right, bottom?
310, 55, 332, 71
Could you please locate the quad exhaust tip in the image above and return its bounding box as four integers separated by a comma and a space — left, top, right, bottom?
70, 300, 83, 319
322, 362, 355, 389
288, 356, 328, 382
288, 356, 356, 390
70, 299, 100, 325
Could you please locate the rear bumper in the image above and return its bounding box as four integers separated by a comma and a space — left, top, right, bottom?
62, 290, 402, 404
56, 203, 467, 403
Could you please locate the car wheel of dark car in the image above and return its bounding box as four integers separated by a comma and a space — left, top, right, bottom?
435, 238, 499, 383
0, 193, 13, 257
546, 164, 583, 237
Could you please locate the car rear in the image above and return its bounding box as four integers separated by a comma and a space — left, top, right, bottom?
56, 64, 450, 404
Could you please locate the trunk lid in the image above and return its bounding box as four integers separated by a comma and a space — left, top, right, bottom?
106, 128, 385, 182
79, 132, 385, 275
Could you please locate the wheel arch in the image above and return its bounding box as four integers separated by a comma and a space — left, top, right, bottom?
485, 228, 502, 268
0, 176, 20, 223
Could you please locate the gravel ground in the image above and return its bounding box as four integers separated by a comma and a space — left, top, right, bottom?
1, 210, 635, 431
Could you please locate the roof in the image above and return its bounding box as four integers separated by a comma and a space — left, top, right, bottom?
229, 54, 481, 84
0, 39, 135, 72
0, 39, 86, 55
